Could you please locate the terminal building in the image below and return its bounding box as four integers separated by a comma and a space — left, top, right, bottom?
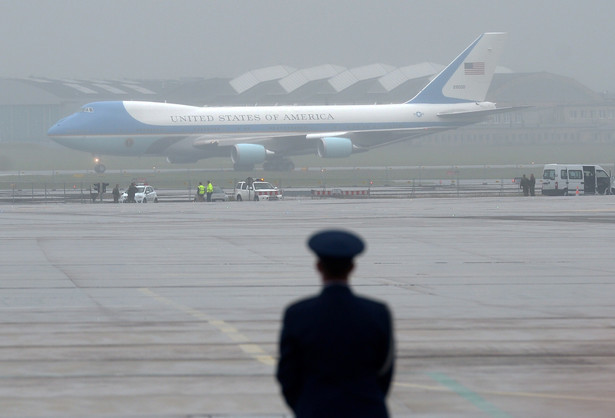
1, 63, 614, 147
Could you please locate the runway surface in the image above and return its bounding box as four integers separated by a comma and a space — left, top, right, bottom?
1, 196, 615, 417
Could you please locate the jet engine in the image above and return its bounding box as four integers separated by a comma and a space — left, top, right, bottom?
317, 137, 353, 158
231, 144, 274, 166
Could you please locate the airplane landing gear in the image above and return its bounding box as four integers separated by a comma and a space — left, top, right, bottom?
263, 157, 295, 171
233, 162, 254, 171
93, 157, 106, 173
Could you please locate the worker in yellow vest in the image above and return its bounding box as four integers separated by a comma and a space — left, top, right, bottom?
196, 182, 206, 202
206, 180, 214, 202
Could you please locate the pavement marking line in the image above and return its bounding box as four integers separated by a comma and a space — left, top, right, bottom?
395, 381, 615, 404
426, 372, 513, 418
481, 390, 615, 403
138, 288, 276, 366
395, 382, 452, 392
227, 332, 250, 343
240, 344, 266, 354
256, 355, 277, 366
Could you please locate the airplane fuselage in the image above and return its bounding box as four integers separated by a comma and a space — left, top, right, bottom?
48, 100, 495, 156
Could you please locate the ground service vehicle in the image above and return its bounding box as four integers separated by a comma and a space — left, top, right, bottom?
234, 179, 282, 201
542, 164, 612, 195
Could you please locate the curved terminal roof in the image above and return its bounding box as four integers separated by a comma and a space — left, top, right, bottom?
487, 72, 602, 105
230, 65, 297, 94
379, 62, 445, 92
328, 64, 396, 93
0, 64, 604, 107
279, 65, 346, 93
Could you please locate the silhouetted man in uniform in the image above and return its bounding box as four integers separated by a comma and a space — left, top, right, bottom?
521, 174, 529, 196
126, 182, 137, 203
529, 173, 536, 196
277, 229, 395, 417
112, 184, 120, 203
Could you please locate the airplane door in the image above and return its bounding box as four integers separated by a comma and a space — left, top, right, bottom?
583, 166, 596, 195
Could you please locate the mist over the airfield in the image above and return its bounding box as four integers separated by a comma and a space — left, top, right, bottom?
0, 0, 612, 93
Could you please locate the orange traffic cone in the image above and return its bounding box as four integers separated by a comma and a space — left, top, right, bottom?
576, 186, 580, 196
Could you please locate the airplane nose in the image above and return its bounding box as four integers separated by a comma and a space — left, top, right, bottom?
47, 123, 61, 136
47, 115, 72, 136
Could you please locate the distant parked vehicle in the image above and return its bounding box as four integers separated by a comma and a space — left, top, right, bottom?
211, 185, 229, 202
542, 164, 613, 195
234, 179, 282, 201
119, 184, 158, 203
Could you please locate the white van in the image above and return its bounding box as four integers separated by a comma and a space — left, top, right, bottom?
542, 164, 612, 195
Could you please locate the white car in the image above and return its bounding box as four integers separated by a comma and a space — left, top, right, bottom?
234, 180, 282, 201
211, 185, 229, 202
120, 184, 158, 203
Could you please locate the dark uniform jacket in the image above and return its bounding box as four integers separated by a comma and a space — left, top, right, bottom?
277, 284, 394, 417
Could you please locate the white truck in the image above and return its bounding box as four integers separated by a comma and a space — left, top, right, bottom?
541, 164, 613, 195
234, 179, 282, 201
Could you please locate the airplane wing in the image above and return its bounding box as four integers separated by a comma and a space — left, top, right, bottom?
437, 105, 532, 119
190, 126, 446, 155
331, 127, 448, 149
191, 132, 304, 148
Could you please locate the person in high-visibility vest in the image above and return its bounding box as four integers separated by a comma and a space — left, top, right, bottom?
206, 180, 214, 202
196, 182, 206, 202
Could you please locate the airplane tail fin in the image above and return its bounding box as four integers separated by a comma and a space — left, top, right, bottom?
407, 32, 506, 104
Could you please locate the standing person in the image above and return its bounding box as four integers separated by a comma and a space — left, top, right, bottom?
112, 184, 120, 203
276, 230, 395, 418
206, 180, 213, 202
521, 174, 529, 196
127, 182, 137, 203
196, 182, 205, 202
529, 173, 536, 196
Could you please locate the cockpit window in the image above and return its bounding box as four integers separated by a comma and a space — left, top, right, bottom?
82, 107, 94, 113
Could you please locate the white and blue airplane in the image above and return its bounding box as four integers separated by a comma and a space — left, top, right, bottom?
48, 32, 514, 173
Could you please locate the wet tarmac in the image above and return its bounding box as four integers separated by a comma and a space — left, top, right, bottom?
1, 196, 614, 417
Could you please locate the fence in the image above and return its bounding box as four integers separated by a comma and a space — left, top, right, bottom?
0, 178, 528, 204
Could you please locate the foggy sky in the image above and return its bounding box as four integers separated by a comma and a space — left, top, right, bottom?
1, 0, 613, 93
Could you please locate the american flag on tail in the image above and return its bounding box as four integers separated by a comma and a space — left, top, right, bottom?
464, 62, 485, 75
